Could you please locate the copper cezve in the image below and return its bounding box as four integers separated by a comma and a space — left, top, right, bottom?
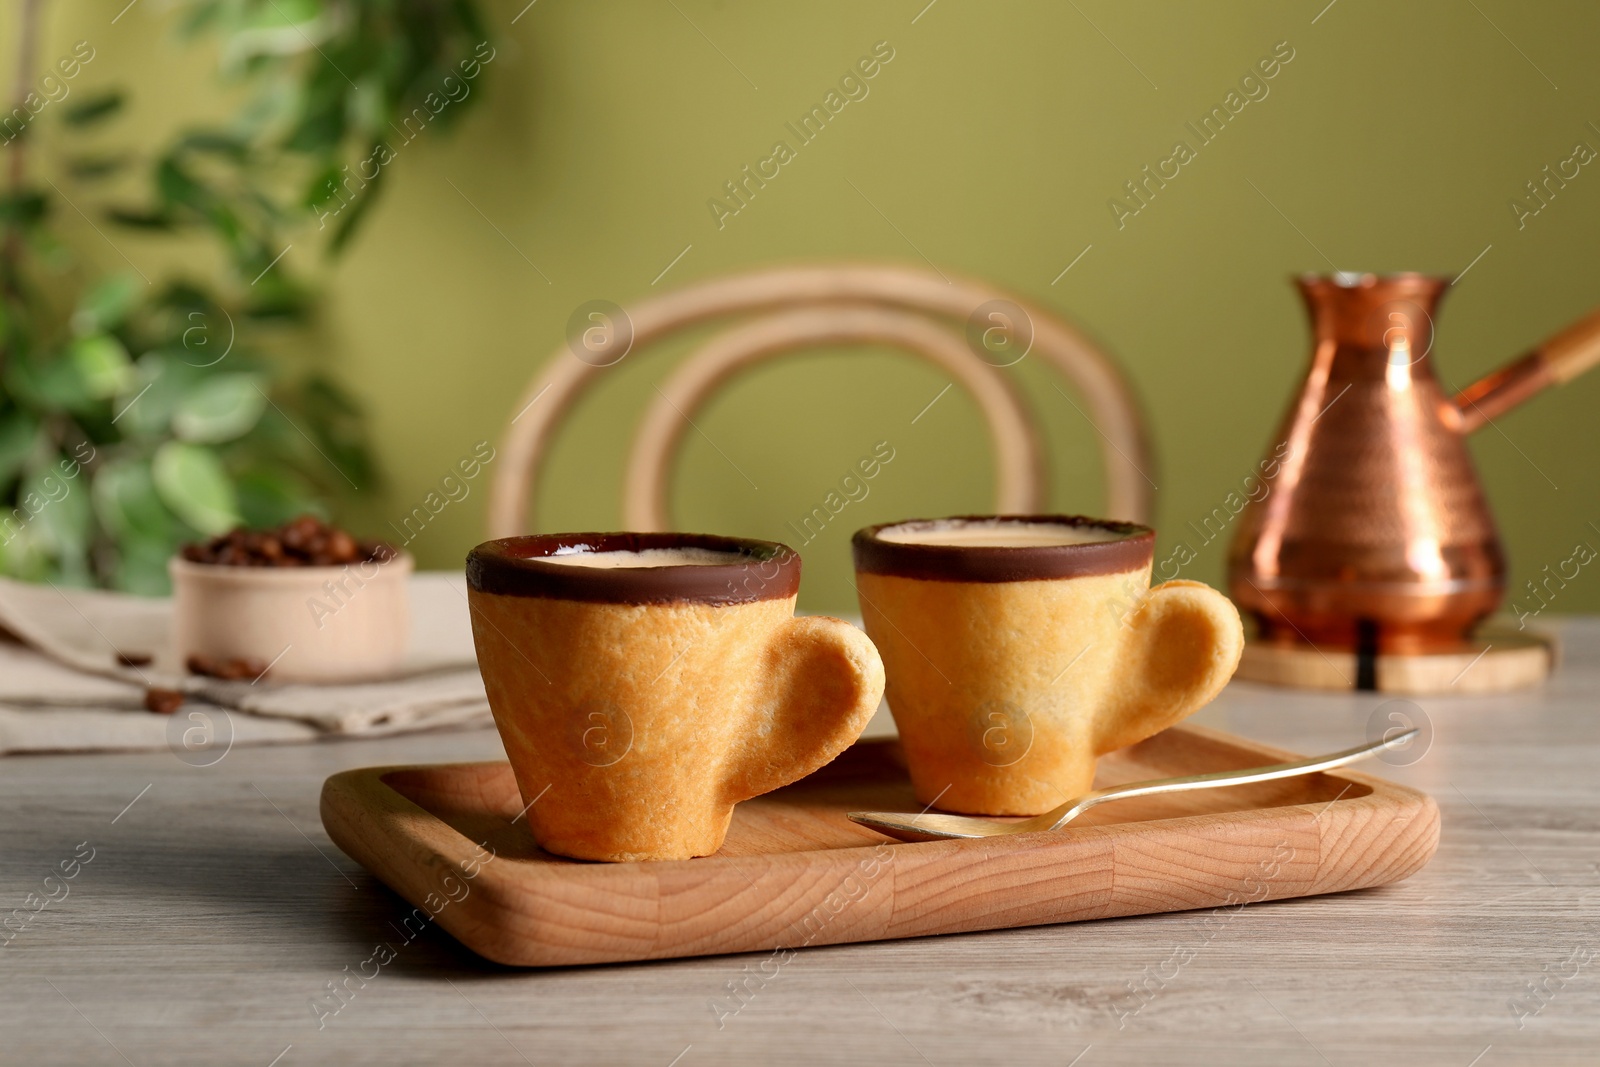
1228, 272, 1600, 653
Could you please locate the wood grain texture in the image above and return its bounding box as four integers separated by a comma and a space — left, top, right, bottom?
5, 618, 1599, 1066
319, 725, 1440, 967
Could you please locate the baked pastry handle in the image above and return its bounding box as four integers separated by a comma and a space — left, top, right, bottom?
1094, 580, 1244, 754
726, 616, 886, 802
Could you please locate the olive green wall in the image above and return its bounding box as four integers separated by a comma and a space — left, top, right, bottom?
27, 0, 1600, 614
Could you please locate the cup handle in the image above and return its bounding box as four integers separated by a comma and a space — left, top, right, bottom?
725, 616, 886, 802
1094, 580, 1245, 755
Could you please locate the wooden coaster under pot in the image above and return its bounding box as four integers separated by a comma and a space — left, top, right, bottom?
1235, 623, 1556, 695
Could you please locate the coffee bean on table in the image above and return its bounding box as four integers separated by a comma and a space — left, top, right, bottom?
214, 659, 248, 681
186, 654, 269, 681
144, 687, 184, 714
225, 657, 268, 681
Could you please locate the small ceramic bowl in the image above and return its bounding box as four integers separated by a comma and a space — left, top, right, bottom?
168, 552, 413, 684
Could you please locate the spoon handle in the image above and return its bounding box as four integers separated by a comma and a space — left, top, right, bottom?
1050, 728, 1417, 830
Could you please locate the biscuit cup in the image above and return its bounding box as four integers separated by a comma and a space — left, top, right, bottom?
853, 515, 1244, 816
467, 533, 885, 862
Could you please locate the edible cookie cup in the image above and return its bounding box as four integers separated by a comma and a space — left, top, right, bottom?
852, 515, 1244, 816
466, 532, 885, 863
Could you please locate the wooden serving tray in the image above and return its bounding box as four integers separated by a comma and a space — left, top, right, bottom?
319, 724, 1439, 967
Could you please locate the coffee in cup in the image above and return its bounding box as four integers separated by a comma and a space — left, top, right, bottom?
852, 515, 1244, 816
467, 532, 885, 862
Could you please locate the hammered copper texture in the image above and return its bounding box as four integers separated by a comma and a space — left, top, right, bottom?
1228, 274, 1505, 652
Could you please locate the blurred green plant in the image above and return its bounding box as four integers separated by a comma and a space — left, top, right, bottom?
0, 0, 492, 593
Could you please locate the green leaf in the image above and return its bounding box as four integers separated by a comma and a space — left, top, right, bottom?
298, 373, 375, 488
303, 373, 362, 417
236, 467, 319, 528
64, 154, 130, 181
156, 157, 210, 214
20, 352, 98, 412
303, 161, 343, 210
284, 99, 345, 153
114, 351, 196, 439
0, 410, 40, 487
347, 76, 387, 139
93, 458, 182, 543
0, 518, 47, 580
232, 77, 299, 140
21, 457, 94, 562
107, 208, 175, 231
61, 90, 126, 127
0, 191, 47, 228
221, 0, 331, 64
177, 0, 224, 38
172, 373, 267, 443
177, 130, 250, 161
242, 0, 322, 31
243, 285, 311, 321
68, 335, 134, 398
152, 441, 240, 534
327, 166, 384, 254
204, 202, 249, 261
114, 535, 175, 595
72, 274, 142, 336
28, 228, 72, 270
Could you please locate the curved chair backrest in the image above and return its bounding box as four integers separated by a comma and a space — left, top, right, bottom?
486, 263, 1153, 537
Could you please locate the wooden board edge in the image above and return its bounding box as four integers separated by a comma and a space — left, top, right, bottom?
1307, 782, 1441, 896
320, 767, 536, 965
319, 737, 1446, 968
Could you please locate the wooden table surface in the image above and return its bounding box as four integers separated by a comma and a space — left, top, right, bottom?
4, 619, 1597, 1067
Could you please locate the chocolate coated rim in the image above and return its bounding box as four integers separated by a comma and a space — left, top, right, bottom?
466, 532, 801, 604
852, 514, 1154, 583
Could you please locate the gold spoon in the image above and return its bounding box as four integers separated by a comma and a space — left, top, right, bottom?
847, 729, 1418, 843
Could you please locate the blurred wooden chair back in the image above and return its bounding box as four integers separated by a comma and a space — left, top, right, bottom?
486, 263, 1153, 537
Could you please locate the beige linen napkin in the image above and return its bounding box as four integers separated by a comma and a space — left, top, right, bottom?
0, 572, 493, 754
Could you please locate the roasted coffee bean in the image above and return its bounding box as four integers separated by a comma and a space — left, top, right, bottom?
179, 515, 395, 569
362, 540, 397, 564
281, 515, 321, 553
186, 654, 269, 681
325, 529, 358, 563
144, 687, 185, 714
215, 659, 250, 681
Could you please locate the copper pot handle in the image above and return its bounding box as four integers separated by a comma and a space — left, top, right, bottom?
1541, 306, 1600, 383
1453, 306, 1600, 432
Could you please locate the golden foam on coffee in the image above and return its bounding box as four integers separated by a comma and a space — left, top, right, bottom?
878, 521, 1126, 548
543, 546, 748, 569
